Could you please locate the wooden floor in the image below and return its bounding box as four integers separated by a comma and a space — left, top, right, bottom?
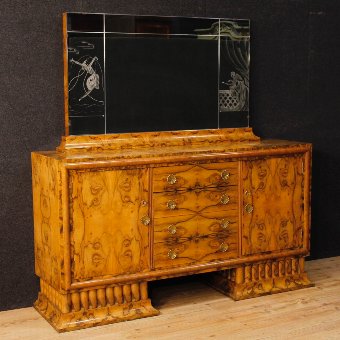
1, 257, 340, 339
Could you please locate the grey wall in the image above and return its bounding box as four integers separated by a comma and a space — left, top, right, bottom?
1, 0, 339, 311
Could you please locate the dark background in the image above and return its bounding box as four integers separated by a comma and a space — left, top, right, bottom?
1, 0, 339, 311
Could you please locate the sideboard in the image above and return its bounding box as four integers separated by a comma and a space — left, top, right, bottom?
32, 128, 313, 332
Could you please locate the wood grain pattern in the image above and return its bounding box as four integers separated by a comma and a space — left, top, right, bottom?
208, 256, 313, 300
60, 127, 260, 150
34, 280, 159, 332
242, 156, 306, 255
70, 168, 150, 281
32, 153, 63, 290
153, 212, 238, 269
32, 128, 312, 332
2, 257, 339, 340
153, 162, 238, 192
153, 188, 238, 218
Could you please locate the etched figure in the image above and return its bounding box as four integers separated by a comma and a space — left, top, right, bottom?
67, 39, 105, 119
70, 56, 101, 101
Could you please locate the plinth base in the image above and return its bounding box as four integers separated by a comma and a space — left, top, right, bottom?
208, 257, 314, 301
34, 281, 159, 332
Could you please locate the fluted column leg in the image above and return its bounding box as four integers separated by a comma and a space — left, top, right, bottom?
207, 257, 313, 301
34, 281, 159, 332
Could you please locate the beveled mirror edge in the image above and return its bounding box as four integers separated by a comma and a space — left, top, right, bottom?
63, 13, 70, 136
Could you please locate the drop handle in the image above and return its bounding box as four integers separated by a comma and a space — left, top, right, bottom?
220, 170, 230, 181
168, 250, 177, 259
219, 243, 229, 252
244, 203, 254, 214
168, 224, 177, 234
167, 200, 177, 210
141, 216, 151, 226
220, 219, 230, 229
220, 194, 230, 205
167, 174, 177, 185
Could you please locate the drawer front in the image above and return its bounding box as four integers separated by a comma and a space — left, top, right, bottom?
153, 162, 238, 192
153, 212, 238, 269
153, 188, 238, 218
154, 210, 238, 243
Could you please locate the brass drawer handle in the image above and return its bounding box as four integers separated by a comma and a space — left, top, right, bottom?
168, 224, 177, 234
168, 249, 177, 259
245, 203, 254, 214
220, 194, 230, 205
220, 219, 230, 229
221, 170, 230, 181
141, 216, 151, 226
167, 174, 177, 185
220, 243, 229, 252
167, 200, 177, 210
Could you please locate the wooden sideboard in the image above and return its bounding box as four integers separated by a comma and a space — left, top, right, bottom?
32, 128, 313, 332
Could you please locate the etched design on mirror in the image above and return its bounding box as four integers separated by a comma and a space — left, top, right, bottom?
64, 14, 250, 135
68, 40, 104, 112
68, 35, 105, 135
70, 56, 102, 101
219, 72, 248, 112
219, 21, 250, 114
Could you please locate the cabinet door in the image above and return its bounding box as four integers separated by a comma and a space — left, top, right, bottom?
242, 156, 306, 255
69, 168, 150, 282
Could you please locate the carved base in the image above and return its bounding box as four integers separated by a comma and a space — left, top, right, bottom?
208, 257, 314, 301
34, 280, 159, 332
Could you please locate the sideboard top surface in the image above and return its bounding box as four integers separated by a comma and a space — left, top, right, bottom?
34, 140, 311, 167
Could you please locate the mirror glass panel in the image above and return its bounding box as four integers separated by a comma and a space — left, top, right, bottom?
65, 13, 250, 135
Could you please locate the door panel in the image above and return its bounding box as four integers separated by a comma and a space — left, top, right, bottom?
242, 156, 305, 255
69, 168, 150, 282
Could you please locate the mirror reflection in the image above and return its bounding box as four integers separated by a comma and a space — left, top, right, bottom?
65, 13, 250, 135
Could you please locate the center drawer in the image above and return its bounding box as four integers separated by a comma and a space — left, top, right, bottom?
153, 211, 239, 269
153, 162, 238, 192
153, 187, 238, 218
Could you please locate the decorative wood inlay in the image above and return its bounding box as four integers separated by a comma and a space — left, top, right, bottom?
32, 128, 312, 332
34, 280, 159, 332
153, 188, 238, 218
32, 154, 63, 290
242, 156, 305, 255
153, 162, 238, 192
207, 257, 313, 301
153, 212, 238, 269
69, 168, 150, 282
59, 128, 260, 152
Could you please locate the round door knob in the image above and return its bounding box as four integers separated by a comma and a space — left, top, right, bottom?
220, 170, 230, 181
167, 200, 177, 210
141, 216, 151, 226
167, 174, 177, 185
219, 243, 229, 252
220, 194, 230, 205
220, 219, 230, 229
168, 224, 177, 234
168, 249, 177, 259
245, 203, 254, 214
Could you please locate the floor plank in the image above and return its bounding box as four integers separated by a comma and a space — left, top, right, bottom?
1, 257, 340, 339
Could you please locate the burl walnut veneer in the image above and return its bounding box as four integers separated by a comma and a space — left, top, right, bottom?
32, 128, 313, 332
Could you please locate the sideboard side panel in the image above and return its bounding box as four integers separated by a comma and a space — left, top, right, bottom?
32, 153, 63, 290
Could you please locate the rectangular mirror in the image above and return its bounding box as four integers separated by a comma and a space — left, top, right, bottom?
65, 13, 250, 135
